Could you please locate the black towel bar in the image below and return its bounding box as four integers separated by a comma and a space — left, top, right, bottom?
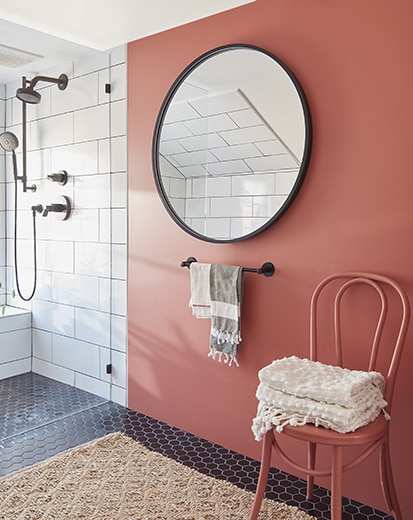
180, 257, 275, 277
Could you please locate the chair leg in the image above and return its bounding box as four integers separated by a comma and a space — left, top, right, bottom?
331, 446, 343, 520
307, 442, 316, 500
379, 442, 403, 520
250, 430, 274, 520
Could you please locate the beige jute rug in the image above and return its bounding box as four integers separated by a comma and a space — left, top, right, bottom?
0, 432, 315, 520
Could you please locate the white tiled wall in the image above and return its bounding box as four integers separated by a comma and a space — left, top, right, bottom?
0, 46, 128, 405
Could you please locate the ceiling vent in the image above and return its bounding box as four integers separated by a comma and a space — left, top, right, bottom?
0, 44, 43, 68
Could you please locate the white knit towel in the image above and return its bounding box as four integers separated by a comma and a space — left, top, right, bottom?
189, 263, 211, 319
252, 356, 389, 441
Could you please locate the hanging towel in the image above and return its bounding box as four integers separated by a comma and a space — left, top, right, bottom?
251, 356, 388, 441
189, 263, 211, 318
209, 264, 244, 367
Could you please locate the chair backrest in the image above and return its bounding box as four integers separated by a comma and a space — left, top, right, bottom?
309, 272, 410, 410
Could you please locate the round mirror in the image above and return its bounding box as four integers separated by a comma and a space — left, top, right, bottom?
152, 44, 312, 243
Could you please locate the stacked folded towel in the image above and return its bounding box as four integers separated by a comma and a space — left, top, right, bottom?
252, 356, 388, 441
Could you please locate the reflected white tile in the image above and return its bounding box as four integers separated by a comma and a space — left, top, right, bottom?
232, 172, 276, 196
111, 385, 127, 406
210, 195, 253, 218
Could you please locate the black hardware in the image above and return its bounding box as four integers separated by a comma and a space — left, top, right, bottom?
42, 195, 71, 220
47, 170, 68, 185
31, 204, 43, 216
106, 364, 112, 374
180, 257, 275, 277
105, 83, 111, 94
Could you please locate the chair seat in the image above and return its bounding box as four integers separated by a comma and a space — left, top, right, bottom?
280, 412, 388, 446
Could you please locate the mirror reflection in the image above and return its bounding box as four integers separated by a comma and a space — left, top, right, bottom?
153, 45, 312, 242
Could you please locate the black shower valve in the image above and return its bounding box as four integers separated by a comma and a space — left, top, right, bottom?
47, 170, 68, 186
42, 196, 72, 220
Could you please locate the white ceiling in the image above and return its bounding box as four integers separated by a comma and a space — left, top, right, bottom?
0, 0, 254, 83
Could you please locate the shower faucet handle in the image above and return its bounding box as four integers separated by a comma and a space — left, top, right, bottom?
47, 170, 67, 186
42, 196, 71, 220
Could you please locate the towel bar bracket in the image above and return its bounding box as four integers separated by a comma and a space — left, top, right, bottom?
180, 257, 275, 277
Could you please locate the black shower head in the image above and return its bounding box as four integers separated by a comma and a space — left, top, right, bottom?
0, 131, 19, 152
16, 73, 69, 104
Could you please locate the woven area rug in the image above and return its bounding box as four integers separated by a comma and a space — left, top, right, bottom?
0, 432, 315, 520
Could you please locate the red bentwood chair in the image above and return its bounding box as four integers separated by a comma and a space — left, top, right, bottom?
250, 273, 410, 520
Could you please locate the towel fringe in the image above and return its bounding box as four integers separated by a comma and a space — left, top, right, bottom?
208, 348, 239, 368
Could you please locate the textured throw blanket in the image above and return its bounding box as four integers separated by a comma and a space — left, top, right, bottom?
209, 264, 244, 367
252, 356, 388, 441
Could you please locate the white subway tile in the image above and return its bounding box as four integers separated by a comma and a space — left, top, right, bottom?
74, 174, 110, 209
51, 141, 99, 176
112, 208, 127, 244
111, 279, 126, 316
109, 63, 127, 101
32, 300, 75, 336
111, 385, 127, 406
74, 51, 110, 78
110, 45, 127, 66
74, 104, 109, 142
32, 328, 53, 362
110, 136, 127, 172
111, 314, 127, 353
112, 244, 127, 280
110, 99, 127, 137
75, 372, 110, 400
111, 350, 127, 388
75, 307, 110, 348
30, 112, 74, 149
53, 334, 100, 378
52, 72, 99, 115
0, 358, 31, 379
32, 357, 75, 386
0, 329, 31, 362
75, 242, 110, 277
99, 208, 110, 243
111, 172, 127, 208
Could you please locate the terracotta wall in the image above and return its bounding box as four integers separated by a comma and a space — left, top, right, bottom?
128, 0, 413, 515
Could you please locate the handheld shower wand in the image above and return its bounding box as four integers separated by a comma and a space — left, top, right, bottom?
0, 131, 41, 301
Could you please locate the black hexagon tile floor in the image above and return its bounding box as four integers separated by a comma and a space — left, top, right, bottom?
0, 373, 393, 520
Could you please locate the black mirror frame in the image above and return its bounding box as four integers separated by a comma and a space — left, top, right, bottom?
152, 44, 312, 243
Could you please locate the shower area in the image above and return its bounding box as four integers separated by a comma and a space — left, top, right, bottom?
0, 46, 128, 405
